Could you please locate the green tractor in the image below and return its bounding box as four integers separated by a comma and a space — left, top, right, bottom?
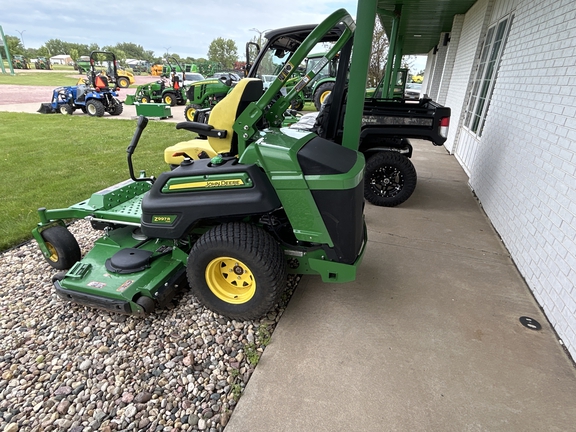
13, 55, 30, 69
134, 57, 187, 106
32, 9, 367, 320
287, 52, 339, 111
183, 72, 240, 121
35, 56, 53, 70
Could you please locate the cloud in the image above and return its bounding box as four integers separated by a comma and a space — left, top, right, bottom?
2, 0, 359, 59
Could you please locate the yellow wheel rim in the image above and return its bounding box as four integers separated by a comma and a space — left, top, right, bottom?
186, 107, 196, 121
46, 242, 59, 263
320, 90, 331, 105
165, 95, 173, 105
141, 97, 149, 103
205, 257, 255, 304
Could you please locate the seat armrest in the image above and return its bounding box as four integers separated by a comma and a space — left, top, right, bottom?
176, 121, 227, 138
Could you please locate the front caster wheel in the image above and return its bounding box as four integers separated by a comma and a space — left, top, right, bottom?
187, 222, 287, 320
40, 226, 81, 270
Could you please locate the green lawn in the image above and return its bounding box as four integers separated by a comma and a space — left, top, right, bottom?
0, 113, 192, 251
0, 71, 80, 86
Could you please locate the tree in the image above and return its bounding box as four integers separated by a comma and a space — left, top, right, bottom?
44, 39, 68, 55
69, 48, 79, 64
367, 19, 389, 87
5, 35, 24, 57
207, 38, 238, 70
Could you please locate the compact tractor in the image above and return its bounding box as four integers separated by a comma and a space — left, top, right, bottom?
13, 55, 30, 69
33, 9, 367, 320
134, 57, 186, 106
38, 51, 123, 117
35, 57, 53, 70
183, 73, 240, 121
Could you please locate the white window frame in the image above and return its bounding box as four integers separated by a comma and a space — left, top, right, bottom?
464, 14, 514, 137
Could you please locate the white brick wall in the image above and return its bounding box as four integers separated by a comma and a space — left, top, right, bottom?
444, 0, 491, 154
468, 0, 576, 358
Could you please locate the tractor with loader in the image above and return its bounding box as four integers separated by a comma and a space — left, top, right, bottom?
33, 9, 368, 320
134, 57, 187, 106
38, 51, 123, 117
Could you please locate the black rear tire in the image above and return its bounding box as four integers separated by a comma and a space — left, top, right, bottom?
41, 226, 81, 270
117, 77, 130, 88
110, 102, 124, 116
86, 100, 105, 117
364, 151, 417, 207
163, 93, 177, 106
185, 104, 203, 122
313, 82, 335, 111
290, 99, 304, 111
187, 222, 287, 320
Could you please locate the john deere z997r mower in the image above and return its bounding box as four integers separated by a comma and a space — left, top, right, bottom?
32, 9, 368, 320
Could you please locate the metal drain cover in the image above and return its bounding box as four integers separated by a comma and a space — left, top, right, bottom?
519, 316, 542, 330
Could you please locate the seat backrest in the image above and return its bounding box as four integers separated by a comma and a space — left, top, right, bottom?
207, 78, 263, 155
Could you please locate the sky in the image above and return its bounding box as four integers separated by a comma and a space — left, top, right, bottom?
1, 0, 426, 72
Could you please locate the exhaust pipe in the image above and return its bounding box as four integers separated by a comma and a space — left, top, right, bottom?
37, 103, 56, 114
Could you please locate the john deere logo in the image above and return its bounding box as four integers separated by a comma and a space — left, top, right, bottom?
168, 179, 245, 190
206, 179, 244, 187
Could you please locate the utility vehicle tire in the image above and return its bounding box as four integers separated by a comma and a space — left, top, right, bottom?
364, 151, 417, 207
313, 82, 335, 111
163, 93, 177, 106
117, 77, 130, 88
185, 104, 203, 122
86, 100, 105, 117
290, 99, 304, 111
110, 103, 124, 116
140, 96, 150, 104
41, 226, 81, 270
187, 222, 287, 320
59, 104, 73, 115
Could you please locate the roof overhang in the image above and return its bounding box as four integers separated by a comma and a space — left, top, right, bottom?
376, 0, 478, 55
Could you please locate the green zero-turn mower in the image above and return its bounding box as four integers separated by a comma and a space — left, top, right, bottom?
32, 9, 367, 321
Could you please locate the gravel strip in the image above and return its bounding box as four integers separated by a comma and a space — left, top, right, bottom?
0, 220, 299, 431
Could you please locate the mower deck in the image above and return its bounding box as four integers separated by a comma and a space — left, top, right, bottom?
54, 225, 188, 315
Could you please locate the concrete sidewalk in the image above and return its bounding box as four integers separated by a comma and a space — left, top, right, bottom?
226, 141, 576, 431
0, 101, 186, 123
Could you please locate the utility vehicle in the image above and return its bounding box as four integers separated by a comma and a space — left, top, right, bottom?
243, 23, 451, 207
33, 9, 367, 320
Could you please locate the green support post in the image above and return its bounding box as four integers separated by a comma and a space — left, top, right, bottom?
389, 34, 405, 98
381, 7, 402, 99
0, 25, 15, 75
342, 0, 378, 150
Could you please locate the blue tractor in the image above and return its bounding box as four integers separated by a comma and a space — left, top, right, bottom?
38, 51, 124, 117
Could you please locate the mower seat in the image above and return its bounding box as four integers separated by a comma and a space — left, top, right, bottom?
164, 78, 263, 165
